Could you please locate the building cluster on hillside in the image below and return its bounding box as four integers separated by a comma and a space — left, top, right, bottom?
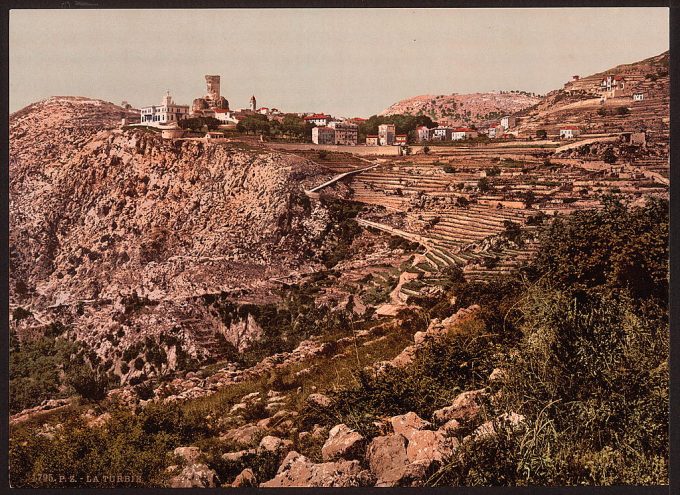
134, 75, 284, 130
412, 125, 479, 143
311, 120, 359, 145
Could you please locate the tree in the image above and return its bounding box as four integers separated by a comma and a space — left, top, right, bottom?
603, 148, 618, 164
423, 146, 431, 154
477, 177, 492, 193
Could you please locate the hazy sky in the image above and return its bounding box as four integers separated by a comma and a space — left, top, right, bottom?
10, 8, 669, 117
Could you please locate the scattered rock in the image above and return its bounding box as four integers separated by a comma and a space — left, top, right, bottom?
366, 434, 425, 487
261, 451, 372, 487
173, 446, 202, 465
231, 468, 257, 487
432, 388, 487, 424
471, 412, 525, 441
307, 393, 332, 408
321, 424, 366, 461
258, 435, 293, 454
389, 412, 431, 440
406, 430, 458, 469
220, 424, 266, 447
168, 463, 218, 488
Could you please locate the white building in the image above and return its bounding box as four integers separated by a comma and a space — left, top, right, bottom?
488, 124, 504, 139
633, 92, 645, 101
430, 126, 453, 141
304, 114, 332, 126
378, 124, 396, 146
452, 128, 479, 140
214, 108, 239, 124
559, 126, 581, 139
415, 125, 430, 142
312, 126, 335, 145
500, 116, 516, 130
140, 92, 190, 125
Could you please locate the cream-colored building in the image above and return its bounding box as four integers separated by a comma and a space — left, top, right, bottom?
378, 123, 396, 146
140, 92, 190, 125
329, 121, 358, 145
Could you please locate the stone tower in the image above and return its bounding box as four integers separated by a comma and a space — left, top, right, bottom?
205, 75, 221, 102
250, 95, 257, 111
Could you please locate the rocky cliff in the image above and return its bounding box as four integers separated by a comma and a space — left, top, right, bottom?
10, 97, 332, 382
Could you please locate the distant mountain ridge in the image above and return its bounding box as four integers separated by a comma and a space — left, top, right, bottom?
380, 91, 541, 128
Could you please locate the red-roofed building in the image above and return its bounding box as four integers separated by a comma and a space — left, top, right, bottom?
487, 123, 504, 139
366, 135, 379, 146
600, 75, 626, 97
395, 134, 408, 145
559, 126, 582, 139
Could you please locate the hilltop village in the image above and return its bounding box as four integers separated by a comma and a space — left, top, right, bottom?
122, 66, 663, 153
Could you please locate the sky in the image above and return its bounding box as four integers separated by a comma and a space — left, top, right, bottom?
10, 8, 669, 117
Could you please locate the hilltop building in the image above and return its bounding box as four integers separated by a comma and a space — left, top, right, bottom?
250, 95, 257, 111
192, 75, 229, 115
600, 75, 626, 97
430, 126, 453, 141
140, 91, 190, 125
452, 128, 479, 140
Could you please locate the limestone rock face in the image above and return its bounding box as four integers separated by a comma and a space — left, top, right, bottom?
173, 446, 202, 464
321, 424, 366, 461
9, 96, 332, 391
261, 451, 372, 487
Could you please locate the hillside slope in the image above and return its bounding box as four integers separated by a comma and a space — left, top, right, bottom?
514, 51, 669, 139
380, 91, 541, 127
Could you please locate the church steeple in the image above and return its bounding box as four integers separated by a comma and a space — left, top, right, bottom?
250, 95, 257, 111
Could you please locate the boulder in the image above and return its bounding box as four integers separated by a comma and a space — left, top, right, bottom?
366, 434, 426, 486
221, 449, 256, 462
261, 451, 373, 487
321, 424, 366, 461
307, 393, 332, 408
231, 468, 257, 487
221, 424, 266, 447
471, 412, 525, 441
173, 446, 202, 465
168, 463, 218, 488
258, 435, 293, 454
389, 412, 431, 440
406, 430, 459, 469
432, 389, 487, 424
439, 418, 461, 435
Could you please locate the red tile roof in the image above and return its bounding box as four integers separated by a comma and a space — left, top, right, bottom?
304, 114, 331, 120
453, 127, 475, 132
560, 125, 580, 130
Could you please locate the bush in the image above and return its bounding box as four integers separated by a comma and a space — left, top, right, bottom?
67, 366, 109, 402
12, 306, 32, 321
